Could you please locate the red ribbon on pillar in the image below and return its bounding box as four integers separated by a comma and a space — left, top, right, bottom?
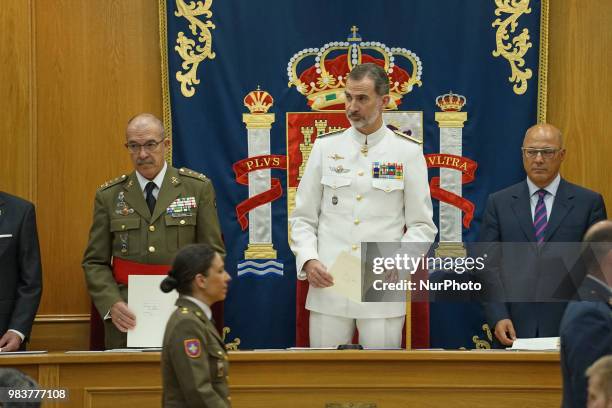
425, 153, 478, 229
233, 154, 287, 231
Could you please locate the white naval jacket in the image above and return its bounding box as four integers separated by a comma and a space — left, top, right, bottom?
289, 124, 437, 318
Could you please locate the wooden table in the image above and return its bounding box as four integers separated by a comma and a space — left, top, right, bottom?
0, 350, 562, 407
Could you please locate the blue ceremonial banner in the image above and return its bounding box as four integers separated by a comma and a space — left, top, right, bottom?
160, 0, 547, 349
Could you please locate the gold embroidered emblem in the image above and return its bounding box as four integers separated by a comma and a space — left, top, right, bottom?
222, 326, 241, 351
174, 0, 216, 97
492, 0, 533, 95
360, 145, 368, 157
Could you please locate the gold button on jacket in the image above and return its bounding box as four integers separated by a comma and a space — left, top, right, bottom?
162, 297, 231, 407
82, 166, 226, 349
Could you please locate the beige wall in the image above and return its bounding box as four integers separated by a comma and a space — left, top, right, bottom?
0, 0, 609, 350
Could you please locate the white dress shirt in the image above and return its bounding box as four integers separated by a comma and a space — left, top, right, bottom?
136, 161, 168, 200
526, 173, 560, 221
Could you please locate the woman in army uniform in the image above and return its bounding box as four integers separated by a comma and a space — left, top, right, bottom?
160, 243, 232, 407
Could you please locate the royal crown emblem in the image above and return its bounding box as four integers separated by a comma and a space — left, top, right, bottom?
244, 87, 274, 113
287, 26, 423, 111
436, 91, 467, 112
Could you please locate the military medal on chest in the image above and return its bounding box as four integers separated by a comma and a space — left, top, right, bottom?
372, 161, 404, 180
167, 196, 197, 217
330, 164, 350, 174
119, 232, 129, 254
115, 192, 134, 216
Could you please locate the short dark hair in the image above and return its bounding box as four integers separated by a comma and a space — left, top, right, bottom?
347, 63, 390, 96
160, 244, 218, 295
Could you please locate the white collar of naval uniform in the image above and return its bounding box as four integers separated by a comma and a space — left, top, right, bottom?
349, 122, 387, 148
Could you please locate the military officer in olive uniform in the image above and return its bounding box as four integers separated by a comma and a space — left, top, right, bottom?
160, 244, 231, 407
82, 113, 225, 349
289, 64, 437, 348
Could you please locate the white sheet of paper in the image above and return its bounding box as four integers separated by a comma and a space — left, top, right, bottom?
127, 275, 178, 348
327, 251, 362, 303
508, 337, 560, 351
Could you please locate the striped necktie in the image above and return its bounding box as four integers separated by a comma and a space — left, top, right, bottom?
533, 189, 548, 244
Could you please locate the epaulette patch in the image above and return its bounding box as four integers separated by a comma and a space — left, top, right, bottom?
179, 167, 208, 181
392, 129, 422, 145
99, 174, 127, 190
316, 128, 345, 139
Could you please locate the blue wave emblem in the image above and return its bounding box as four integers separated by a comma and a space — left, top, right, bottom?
237, 260, 284, 277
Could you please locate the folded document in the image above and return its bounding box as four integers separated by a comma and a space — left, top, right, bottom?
508, 337, 560, 351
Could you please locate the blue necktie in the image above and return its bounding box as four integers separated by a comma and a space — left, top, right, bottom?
533, 189, 548, 244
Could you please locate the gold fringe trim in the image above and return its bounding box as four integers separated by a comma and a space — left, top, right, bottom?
158, 0, 174, 165
537, 0, 549, 123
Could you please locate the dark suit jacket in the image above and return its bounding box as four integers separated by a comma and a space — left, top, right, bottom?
0, 192, 43, 341
560, 276, 612, 408
479, 178, 606, 339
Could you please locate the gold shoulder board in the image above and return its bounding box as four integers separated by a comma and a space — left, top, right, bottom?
392, 129, 422, 145
179, 167, 208, 181
316, 128, 345, 138
98, 174, 127, 190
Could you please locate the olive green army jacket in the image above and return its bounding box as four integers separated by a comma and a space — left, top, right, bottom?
82, 166, 225, 348
162, 297, 230, 408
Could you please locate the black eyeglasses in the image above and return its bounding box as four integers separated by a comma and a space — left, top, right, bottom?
125, 138, 166, 153
521, 147, 561, 159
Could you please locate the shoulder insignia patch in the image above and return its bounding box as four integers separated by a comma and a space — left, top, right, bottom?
392, 129, 422, 145
99, 174, 127, 190
316, 128, 345, 139
179, 167, 208, 181
184, 338, 202, 358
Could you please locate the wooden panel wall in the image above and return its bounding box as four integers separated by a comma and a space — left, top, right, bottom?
0, 1, 34, 200
1, 0, 162, 350
548, 0, 612, 209
0, 0, 609, 350
35, 0, 162, 315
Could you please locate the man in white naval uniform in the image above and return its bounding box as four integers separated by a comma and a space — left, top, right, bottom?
289, 63, 437, 348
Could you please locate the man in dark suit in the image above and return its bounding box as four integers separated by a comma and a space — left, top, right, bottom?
0, 192, 43, 352
560, 220, 612, 408
479, 123, 607, 346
